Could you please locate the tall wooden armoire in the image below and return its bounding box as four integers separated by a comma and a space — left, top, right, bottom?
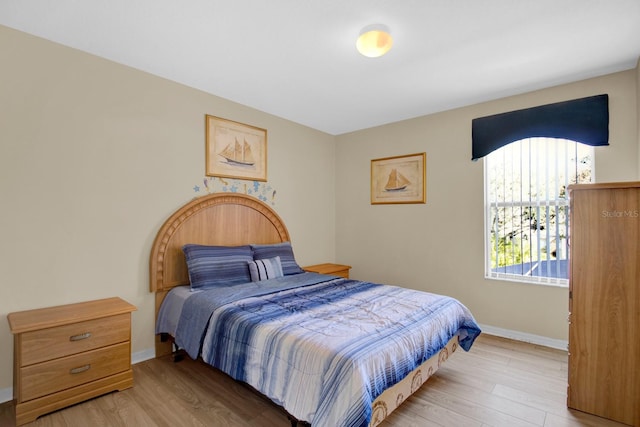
568, 182, 640, 426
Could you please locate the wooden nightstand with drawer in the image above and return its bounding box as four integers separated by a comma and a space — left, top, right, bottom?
304, 263, 352, 278
7, 297, 136, 425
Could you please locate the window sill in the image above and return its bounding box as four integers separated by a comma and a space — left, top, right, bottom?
485, 273, 569, 288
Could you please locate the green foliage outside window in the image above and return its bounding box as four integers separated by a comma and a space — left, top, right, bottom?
486, 138, 591, 280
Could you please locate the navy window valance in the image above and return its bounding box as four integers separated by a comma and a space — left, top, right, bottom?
471, 94, 609, 161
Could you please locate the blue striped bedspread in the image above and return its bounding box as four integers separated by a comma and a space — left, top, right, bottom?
169, 273, 481, 427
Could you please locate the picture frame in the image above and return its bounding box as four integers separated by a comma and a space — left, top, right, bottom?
371, 152, 426, 204
205, 115, 267, 181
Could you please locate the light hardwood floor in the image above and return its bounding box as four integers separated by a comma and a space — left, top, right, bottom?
0, 334, 628, 427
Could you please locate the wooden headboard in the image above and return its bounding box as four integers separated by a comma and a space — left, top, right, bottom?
149, 192, 290, 356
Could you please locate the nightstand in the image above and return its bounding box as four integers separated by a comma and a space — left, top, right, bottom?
303, 263, 351, 278
7, 297, 136, 425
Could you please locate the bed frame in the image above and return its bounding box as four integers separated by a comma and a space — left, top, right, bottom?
149, 192, 458, 426
149, 193, 290, 357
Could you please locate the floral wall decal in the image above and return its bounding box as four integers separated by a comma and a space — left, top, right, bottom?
193, 177, 276, 205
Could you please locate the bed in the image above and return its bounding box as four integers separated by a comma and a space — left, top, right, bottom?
149, 193, 481, 427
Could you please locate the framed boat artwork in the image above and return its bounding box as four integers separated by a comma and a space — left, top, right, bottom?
205, 115, 267, 181
371, 153, 426, 204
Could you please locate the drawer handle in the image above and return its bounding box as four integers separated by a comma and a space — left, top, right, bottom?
69, 364, 91, 374
69, 332, 92, 341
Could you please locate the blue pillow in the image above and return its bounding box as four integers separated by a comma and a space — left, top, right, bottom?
182, 244, 253, 290
248, 256, 284, 282
251, 242, 304, 275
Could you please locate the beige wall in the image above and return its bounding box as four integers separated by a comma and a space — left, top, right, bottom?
2, 22, 638, 400
0, 26, 336, 395
637, 58, 640, 178
335, 69, 638, 344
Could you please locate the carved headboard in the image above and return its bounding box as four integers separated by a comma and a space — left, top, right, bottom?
149, 192, 290, 356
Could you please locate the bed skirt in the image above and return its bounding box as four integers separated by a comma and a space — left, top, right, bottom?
369, 334, 458, 426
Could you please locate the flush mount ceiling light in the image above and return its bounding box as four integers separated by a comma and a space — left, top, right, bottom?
356, 24, 393, 58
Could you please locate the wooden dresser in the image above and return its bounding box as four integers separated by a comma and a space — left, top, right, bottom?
303, 263, 351, 278
567, 182, 639, 426
7, 297, 136, 425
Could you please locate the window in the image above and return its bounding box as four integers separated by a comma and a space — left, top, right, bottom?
484, 137, 593, 286
472, 94, 608, 285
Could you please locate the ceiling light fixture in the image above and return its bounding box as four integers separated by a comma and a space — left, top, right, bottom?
356, 24, 393, 58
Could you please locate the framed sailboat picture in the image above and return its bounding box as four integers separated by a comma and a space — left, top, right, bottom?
371, 153, 426, 204
205, 115, 267, 181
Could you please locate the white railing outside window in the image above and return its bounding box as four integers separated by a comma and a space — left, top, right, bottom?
484, 138, 593, 286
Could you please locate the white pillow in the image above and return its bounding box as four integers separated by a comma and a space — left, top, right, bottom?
248, 256, 284, 282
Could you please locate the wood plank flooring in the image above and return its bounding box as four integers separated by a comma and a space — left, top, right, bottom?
0, 334, 628, 427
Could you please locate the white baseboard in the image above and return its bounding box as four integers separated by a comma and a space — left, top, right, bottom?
0, 348, 157, 404
478, 323, 568, 351
132, 347, 156, 365
0, 387, 11, 404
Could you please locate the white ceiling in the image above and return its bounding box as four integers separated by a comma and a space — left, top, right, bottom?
1, 0, 639, 135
